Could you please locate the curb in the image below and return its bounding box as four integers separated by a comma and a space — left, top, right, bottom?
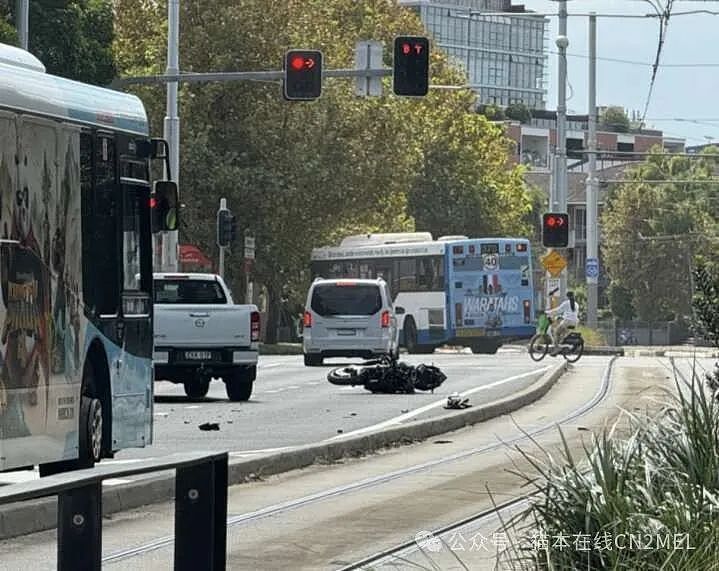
0, 361, 566, 540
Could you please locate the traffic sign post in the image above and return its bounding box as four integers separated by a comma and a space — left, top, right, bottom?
355, 40, 383, 97
244, 232, 256, 304
586, 257, 599, 284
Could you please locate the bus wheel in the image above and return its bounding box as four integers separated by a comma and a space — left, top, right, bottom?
404, 318, 419, 353
80, 395, 103, 466
79, 360, 103, 467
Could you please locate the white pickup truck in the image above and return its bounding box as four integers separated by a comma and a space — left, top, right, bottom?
152, 273, 260, 401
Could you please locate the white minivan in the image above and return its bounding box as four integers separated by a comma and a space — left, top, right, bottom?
302, 278, 399, 366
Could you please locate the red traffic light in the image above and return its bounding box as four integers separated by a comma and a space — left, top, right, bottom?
284, 49, 323, 101
542, 212, 569, 248
393, 36, 430, 97
545, 214, 564, 228
290, 55, 315, 71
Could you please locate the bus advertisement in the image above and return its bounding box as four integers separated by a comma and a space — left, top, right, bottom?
311, 233, 535, 354
0, 43, 175, 475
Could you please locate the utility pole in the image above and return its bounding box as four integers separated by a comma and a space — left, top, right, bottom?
556, 0, 569, 299
163, 0, 180, 272
586, 13, 599, 328
16, 0, 28, 50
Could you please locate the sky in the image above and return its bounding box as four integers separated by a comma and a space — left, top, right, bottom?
526, 0, 719, 146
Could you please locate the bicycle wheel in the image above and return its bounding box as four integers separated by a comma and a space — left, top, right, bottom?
529, 334, 550, 361
563, 338, 584, 363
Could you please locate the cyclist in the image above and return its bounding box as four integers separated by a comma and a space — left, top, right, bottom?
546, 291, 579, 355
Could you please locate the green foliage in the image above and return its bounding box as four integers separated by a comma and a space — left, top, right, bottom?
608, 283, 635, 321
0, 6, 17, 45
599, 105, 630, 133
479, 104, 506, 121
602, 147, 719, 322
693, 263, 719, 347
576, 325, 606, 347
114, 0, 534, 338
505, 102, 531, 123
4, 1, 117, 85
503, 374, 719, 569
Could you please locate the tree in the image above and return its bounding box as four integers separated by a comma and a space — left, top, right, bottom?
505, 103, 531, 124
1, 1, 116, 85
602, 147, 719, 322
113, 0, 535, 341
599, 106, 630, 133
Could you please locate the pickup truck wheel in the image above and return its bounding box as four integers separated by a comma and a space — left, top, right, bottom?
184, 379, 210, 399
226, 368, 254, 401
304, 354, 323, 367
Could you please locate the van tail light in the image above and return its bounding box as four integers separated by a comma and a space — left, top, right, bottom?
303, 311, 312, 328
523, 300, 531, 324
455, 303, 463, 327
251, 311, 261, 341
381, 310, 390, 328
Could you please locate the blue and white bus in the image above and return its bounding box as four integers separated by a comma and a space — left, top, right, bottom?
311, 232, 535, 354
0, 43, 175, 475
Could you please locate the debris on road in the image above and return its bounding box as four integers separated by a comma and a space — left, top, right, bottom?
327, 355, 447, 394
444, 393, 471, 410
199, 422, 220, 431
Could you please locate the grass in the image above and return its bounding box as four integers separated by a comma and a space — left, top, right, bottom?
576, 325, 607, 347
495, 363, 719, 570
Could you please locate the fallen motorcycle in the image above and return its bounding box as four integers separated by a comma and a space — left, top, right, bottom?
327, 354, 447, 394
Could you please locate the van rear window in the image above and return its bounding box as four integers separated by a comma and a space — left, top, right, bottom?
154, 279, 227, 304
311, 284, 381, 316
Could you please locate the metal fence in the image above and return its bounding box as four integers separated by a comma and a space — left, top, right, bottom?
0, 451, 228, 571
598, 320, 690, 346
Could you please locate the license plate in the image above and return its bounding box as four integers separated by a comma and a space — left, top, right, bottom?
337, 329, 356, 336
185, 351, 212, 360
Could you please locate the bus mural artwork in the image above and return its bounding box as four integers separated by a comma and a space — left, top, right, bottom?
0, 42, 175, 474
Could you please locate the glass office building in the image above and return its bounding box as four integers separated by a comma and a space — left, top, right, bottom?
399, 0, 548, 109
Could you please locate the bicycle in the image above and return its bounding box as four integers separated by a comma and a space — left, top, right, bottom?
529, 314, 584, 363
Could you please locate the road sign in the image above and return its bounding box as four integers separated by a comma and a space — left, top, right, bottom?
546, 277, 561, 309
586, 257, 599, 283
355, 40, 383, 97
541, 250, 567, 278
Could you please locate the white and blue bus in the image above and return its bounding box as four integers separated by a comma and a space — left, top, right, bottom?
0, 44, 175, 475
311, 232, 535, 354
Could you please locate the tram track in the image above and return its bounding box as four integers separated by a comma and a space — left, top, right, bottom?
103, 357, 617, 565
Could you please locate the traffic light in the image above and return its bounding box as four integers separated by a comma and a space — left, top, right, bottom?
150, 181, 179, 233
283, 49, 323, 101
542, 212, 569, 248
217, 209, 237, 248
393, 36, 429, 96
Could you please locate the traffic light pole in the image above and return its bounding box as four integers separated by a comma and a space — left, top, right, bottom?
556, 0, 569, 302
586, 13, 599, 329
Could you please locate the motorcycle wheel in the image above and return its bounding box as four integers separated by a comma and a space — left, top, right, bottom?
327, 367, 361, 386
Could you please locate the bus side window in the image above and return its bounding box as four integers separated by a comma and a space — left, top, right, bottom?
94, 134, 119, 315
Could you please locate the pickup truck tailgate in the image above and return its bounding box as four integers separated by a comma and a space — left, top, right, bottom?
155, 304, 252, 348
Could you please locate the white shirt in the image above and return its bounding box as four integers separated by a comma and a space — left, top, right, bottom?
547, 299, 579, 325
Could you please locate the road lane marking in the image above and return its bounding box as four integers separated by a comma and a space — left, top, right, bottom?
327, 367, 550, 440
